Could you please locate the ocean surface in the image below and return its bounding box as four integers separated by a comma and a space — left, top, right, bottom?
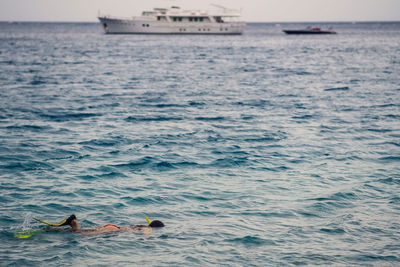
0, 21, 399, 266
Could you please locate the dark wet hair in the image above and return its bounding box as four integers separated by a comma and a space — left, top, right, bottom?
149, 220, 164, 228
62, 214, 77, 226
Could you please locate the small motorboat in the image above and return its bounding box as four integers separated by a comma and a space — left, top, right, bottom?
283, 26, 336, 35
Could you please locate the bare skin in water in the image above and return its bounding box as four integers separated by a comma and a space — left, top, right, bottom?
42, 215, 164, 236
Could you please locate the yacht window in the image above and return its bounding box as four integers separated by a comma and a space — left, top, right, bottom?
200, 18, 204, 22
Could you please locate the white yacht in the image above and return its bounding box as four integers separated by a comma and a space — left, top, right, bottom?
98, 6, 245, 34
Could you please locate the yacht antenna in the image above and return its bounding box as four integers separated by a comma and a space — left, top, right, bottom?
212, 4, 231, 11
211, 4, 237, 14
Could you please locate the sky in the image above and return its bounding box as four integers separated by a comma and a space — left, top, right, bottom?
0, 0, 399, 22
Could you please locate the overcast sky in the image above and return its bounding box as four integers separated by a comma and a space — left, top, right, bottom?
1, 0, 399, 22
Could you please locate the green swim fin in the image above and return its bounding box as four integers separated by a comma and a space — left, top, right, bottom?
14, 229, 42, 239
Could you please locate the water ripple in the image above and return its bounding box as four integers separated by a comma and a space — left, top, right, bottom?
1, 21, 399, 266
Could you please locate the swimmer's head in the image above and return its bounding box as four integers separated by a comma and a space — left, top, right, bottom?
62, 214, 77, 226
149, 220, 164, 228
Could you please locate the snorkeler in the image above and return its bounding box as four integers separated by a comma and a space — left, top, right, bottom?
34, 214, 164, 235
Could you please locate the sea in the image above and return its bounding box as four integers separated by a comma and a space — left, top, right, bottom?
0, 21, 399, 266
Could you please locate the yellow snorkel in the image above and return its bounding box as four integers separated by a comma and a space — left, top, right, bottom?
145, 216, 151, 225
33, 214, 76, 227
33, 217, 67, 227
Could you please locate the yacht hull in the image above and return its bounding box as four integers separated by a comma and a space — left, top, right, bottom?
98, 17, 245, 35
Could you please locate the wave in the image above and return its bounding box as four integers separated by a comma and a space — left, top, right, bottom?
310, 192, 360, 202
112, 157, 200, 172
378, 156, 400, 162
225, 235, 276, 246
319, 227, 346, 234
138, 103, 187, 108
324, 86, 350, 91
239, 211, 296, 218
0, 160, 54, 171
188, 101, 205, 106
291, 114, 314, 120
79, 138, 125, 147
5, 124, 51, 131
195, 116, 225, 121
244, 133, 285, 142
233, 99, 270, 107
39, 112, 99, 121
209, 156, 249, 168
125, 116, 183, 122
120, 196, 174, 205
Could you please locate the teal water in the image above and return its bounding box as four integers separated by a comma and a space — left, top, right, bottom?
0, 22, 400, 266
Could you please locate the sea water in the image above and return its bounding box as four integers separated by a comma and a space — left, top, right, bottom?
0, 22, 399, 266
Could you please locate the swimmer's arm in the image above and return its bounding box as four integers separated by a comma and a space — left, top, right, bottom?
120, 226, 152, 234
142, 227, 152, 235
42, 227, 69, 232
74, 227, 100, 233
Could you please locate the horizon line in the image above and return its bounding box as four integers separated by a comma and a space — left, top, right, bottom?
1, 19, 400, 24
